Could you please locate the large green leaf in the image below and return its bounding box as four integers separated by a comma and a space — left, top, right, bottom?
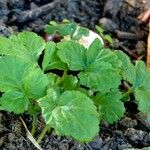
0, 91, 29, 114
116, 51, 135, 84
42, 42, 67, 71
23, 67, 49, 99
57, 40, 87, 71
38, 89, 99, 141
83, 39, 121, 92
0, 31, 45, 63
94, 90, 125, 123
0, 56, 30, 92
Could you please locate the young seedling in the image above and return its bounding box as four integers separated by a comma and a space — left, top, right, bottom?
0, 21, 150, 144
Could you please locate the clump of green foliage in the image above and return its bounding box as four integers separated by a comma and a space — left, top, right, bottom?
0, 21, 150, 143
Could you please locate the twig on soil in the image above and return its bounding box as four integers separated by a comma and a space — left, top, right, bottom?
116, 30, 141, 41
20, 117, 43, 150
147, 21, 150, 69
14, 0, 61, 23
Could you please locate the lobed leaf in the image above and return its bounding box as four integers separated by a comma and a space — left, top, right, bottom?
0, 31, 45, 64
116, 51, 135, 84
94, 90, 125, 123
132, 61, 150, 118
38, 89, 99, 141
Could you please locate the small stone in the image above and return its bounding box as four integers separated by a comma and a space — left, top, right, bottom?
125, 128, 146, 143
99, 17, 119, 32
8, 133, 16, 142
59, 142, 69, 150
0, 136, 6, 146
0, 124, 7, 134
118, 143, 132, 150
0, 24, 13, 37
119, 117, 137, 128
135, 41, 146, 55
89, 137, 103, 150
143, 133, 150, 143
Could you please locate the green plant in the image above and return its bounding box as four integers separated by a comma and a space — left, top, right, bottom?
0, 22, 150, 143
96, 25, 113, 45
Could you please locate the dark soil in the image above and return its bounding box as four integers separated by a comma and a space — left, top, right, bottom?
0, 0, 150, 149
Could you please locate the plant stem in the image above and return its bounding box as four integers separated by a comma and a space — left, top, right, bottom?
37, 125, 50, 144
31, 114, 37, 136
122, 88, 134, 102
56, 70, 67, 85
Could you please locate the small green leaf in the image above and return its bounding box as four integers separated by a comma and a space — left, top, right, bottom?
86, 38, 103, 65
104, 35, 113, 45
133, 61, 150, 88
23, 67, 49, 99
72, 27, 89, 40
38, 89, 99, 141
95, 25, 104, 34
94, 90, 125, 123
0, 91, 29, 114
45, 22, 77, 36
60, 75, 78, 90
46, 73, 59, 87
57, 40, 87, 70
80, 41, 121, 92
0, 56, 30, 92
42, 42, 67, 71
116, 51, 135, 84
